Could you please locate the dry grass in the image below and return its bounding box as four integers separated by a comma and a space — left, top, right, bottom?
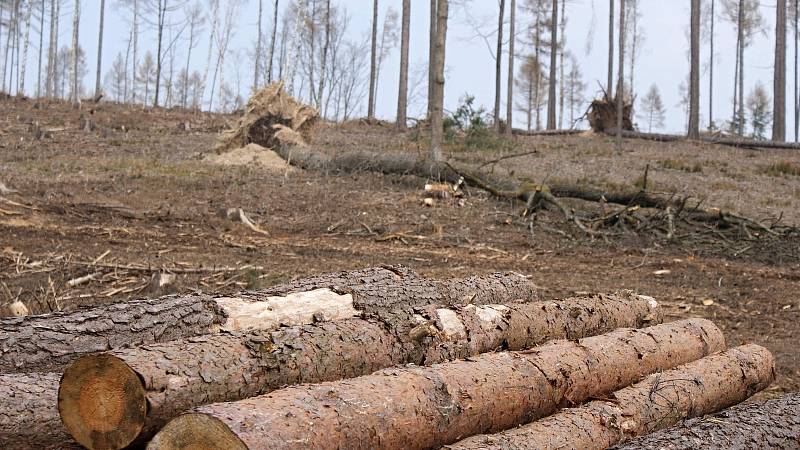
762, 161, 800, 177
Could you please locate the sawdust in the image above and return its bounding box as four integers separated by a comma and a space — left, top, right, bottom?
204, 143, 298, 172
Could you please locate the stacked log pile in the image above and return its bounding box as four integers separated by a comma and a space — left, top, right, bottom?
0, 266, 783, 450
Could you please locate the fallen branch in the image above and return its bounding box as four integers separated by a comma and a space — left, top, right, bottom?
146, 319, 723, 450
447, 344, 775, 449
615, 394, 800, 449
606, 128, 800, 151
59, 292, 661, 449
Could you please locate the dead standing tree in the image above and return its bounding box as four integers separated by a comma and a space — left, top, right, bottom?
429, 0, 448, 162
396, 0, 410, 128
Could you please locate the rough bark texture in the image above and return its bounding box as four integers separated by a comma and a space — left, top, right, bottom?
773, 0, 787, 141
0, 293, 225, 373
429, 0, 449, 161
2, 266, 536, 374
396, 0, 410, 128
60, 292, 659, 450
146, 319, 723, 450
448, 344, 775, 450
0, 372, 81, 450
688, 0, 700, 138
616, 392, 800, 449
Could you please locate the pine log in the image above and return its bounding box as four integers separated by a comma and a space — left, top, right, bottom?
448, 344, 776, 450
607, 128, 800, 150
614, 392, 800, 450
58, 292, 659, 450
0, 372, 81, 450
146, 318, 723, 450
2, 266, 537, 373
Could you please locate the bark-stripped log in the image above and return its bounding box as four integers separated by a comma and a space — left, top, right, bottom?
2, 266, 537, 373
59, 292, 659, 450
448, 344, 776, 450
0, 372, 81, 450
614, 392, 800, 450
146, 318, 723, 450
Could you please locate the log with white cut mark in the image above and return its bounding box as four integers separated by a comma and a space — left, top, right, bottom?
58, 291, 658, 450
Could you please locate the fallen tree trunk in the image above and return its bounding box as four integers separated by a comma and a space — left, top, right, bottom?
2, 267, 536, 373
61, 292, 658, 449
511, 128, 584, 137
59, 292, 660, 450
447, 344, 775, 450
146, 318, 723, 450
615, 392, 800, 450
0, 372, 81, 450
607, 128, 800, 151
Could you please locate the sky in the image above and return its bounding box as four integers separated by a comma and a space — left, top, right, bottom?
3, 0, 788, 134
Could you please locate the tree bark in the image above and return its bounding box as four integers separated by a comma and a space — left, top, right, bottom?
147, 319, 723, 450
447, 344, 775, 450
1, 372, 82, 450
607, 127, 800, 150
615, 392, 800, 449
688, 0, 700, 138
18, 0, 32, 95
428, 0, 436, 119
774, 0, 787, 141
494, 0, 505, 131
267, 0, 278, 84
505, 0, 515, 136
429, 0, 448, 161
316, 0, 331, 109
737, 0, 745, 135
795, 0, 798, 141
607, 0, 614, 98
709, 0, 715, 129
546, 0, 557, 130
615, 0, 625, 148
558, 0, 565, 128
396, 0, 410, 128
95, 0, 105, 98
60, 292, 661, 449
2, 267, 536, 373
153, 0, 166, 107
367, 0, 379, 118
253, 0, 263, 92
70, 0, 79, 104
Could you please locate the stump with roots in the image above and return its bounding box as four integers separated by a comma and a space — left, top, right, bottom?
588, 95, 634, 132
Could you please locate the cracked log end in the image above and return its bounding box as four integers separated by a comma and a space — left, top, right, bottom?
146, 413, 247, 450
58, 354, 147, 450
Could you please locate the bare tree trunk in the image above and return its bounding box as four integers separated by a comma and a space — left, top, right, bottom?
774, 0, 787, 141
546, 0, 557, 129
493, 0, 504, 131
253, 0, 263, 92
737, 0, 745, 135
396, 0, 410, 128
607, 0, 614, 98
19, 0, 32, 95
0, 0, 5, 92
505, 0, 515, 136
45, 0, 56, 97
182, 9, 197, 108
795, 0, 799, 141
368, 0, 378, 118
132, 0, 139, 103
534, 12, 541, 129
70, 0, 79, 104
266, 0, 278, 84
94, 0, 105, 98
428, 0, 436, 119
688, 0, 700, 138
709, 0, 715, 129
558, 0, 565, 128
153, 0, 167, 107
316, 0, 330, 108
37, 0, 44, 97
429, 0, 448, 161
615, 0, 624, 149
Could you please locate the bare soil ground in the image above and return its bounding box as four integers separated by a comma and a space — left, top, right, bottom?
1, 97, 798, 398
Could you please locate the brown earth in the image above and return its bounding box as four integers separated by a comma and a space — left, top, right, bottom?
0, 97, 798, 399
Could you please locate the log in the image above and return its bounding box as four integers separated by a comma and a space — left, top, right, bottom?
607, 128, 800, 150
0, 372, 81, 450
58, 291, 659, 450
447, 344, 776, 450
146, 318, 724, 450
2, 266, 537, 373
614, 392, 800, 450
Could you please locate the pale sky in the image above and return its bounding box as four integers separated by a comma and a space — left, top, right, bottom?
7, 0, 789, 134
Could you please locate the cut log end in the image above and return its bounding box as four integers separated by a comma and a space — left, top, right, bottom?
58, 354, 147, 450
146, 413, 247, 450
